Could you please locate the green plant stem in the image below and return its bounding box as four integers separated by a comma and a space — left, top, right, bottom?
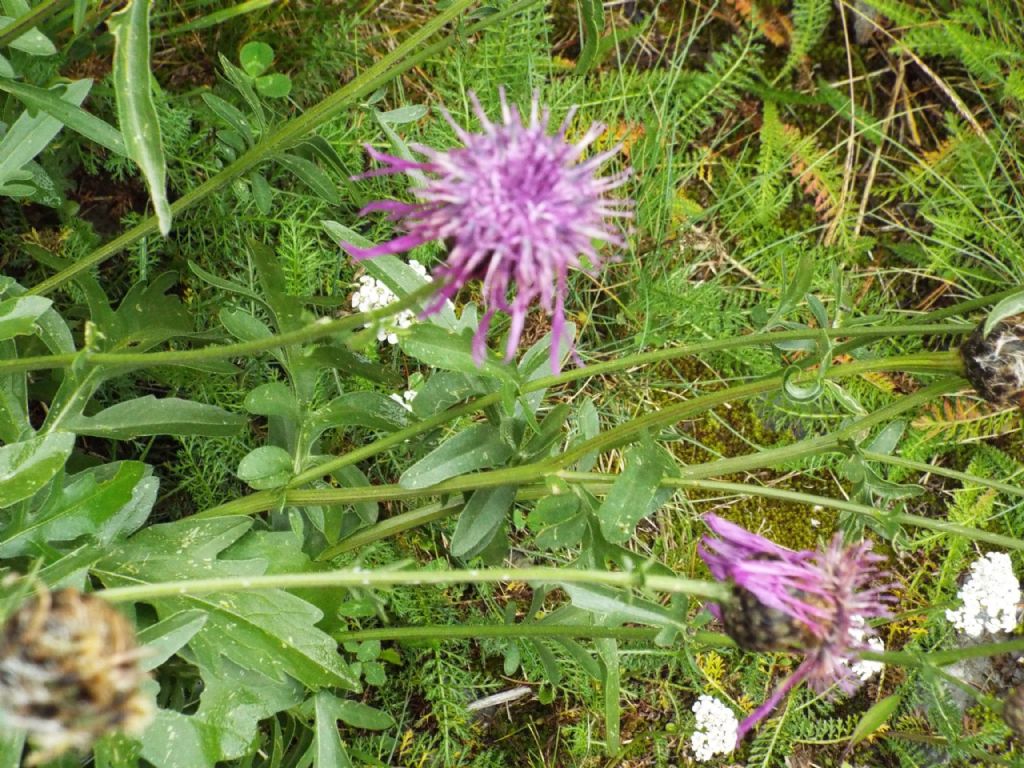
281, 331, 963, 491
521, 325, 967, 394
862, 450, 1024, 499
335, 625, 1024, 665
559, 356, 960, 467
0, 319, 967, 378
317, 458, 1020, 557
0, 0, 69, 47
866, 637, 1024, 667
200, 362, 963, 523
27, 0, 538, 297
667, 375, 963, 479
96, 566, 730, 604
307, 378, 963, 558
334, 623, 660, 643
916, 286, 1022, 324
654, 477, 1024, 551
0, 284, 436, 376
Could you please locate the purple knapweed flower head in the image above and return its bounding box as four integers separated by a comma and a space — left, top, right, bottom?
342, 88, 632, 373
698, 514, 894, 743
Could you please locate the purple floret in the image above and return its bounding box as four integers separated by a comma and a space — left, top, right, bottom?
342, 89, 632, 373
699, 514, 894, 743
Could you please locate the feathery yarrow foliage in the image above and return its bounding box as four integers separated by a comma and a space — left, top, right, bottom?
344, 89, 633, 371
698, 515, 893, 742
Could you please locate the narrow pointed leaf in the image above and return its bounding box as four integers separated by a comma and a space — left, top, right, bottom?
0, 78, 127, 156
850, 693, 902, 745
0, 79, 90, 187
109, 0, 172, 235
399, 423, 512, 489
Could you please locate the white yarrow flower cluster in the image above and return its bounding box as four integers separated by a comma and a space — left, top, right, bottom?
350, 260, 430, 344
690, 695, 737, 762
848, 615, 885, 681
945, 552, 1021, 637
389, 389, 417, 411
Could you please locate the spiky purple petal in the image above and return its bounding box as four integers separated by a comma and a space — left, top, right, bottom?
341, 88, 632, 373
699, 514, 894, 743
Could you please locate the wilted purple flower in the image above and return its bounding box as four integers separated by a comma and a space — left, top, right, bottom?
342, 89, 632, 372
698, 514, 893, 743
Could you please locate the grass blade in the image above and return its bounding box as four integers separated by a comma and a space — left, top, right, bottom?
157, 0, 275, 39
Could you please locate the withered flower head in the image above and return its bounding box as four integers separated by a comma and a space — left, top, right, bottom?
698, 515, 893, 743
960, 314, 1024, 406
0, 587, 152, 765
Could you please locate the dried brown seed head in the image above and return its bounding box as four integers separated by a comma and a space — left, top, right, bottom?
960, 314, 1024, 407
0, 587, 153, 765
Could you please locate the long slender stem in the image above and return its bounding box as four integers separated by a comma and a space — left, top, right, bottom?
283, 334, 963, 492
334, 623, 659, 643
862, 450, 1024, 499
314, 454, 1020, 559
335, 625, 1024, 664
914, 286, 1022, 324
220, 367, 963, 522
557, 361, 960, 467
653, 477, 1024, 551
523, 325, 967, 394
0, 284, 435, 376
867, 638, 1024, 666
204, 353, 954, 519
669, 375, 963, 480
0, 319, 967, 380
28, 0, 495, 296
96, 566, 729, 604
309, 377, 963, 558
0, 0, 70, 47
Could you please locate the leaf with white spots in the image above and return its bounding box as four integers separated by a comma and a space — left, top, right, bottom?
0, 431, 73, 509
596, 440, 677, 544
109, 0, 172, 235
399, 423, 513, 489
97, 517, 362, 693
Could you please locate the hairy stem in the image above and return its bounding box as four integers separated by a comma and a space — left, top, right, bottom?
96, 566, 729, 604
0, 284, 435, 376
862, 450, 1024, 500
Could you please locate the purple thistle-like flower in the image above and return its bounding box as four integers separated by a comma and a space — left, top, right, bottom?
342, 89, 632, 373
698, 514, 894, 743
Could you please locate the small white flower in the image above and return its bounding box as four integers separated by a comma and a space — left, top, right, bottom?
946, 552, 1021, 637
690, 695, 737, 762
847, 616, 885, 681
389, 389, 417, 412
349, 260, 433, 345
